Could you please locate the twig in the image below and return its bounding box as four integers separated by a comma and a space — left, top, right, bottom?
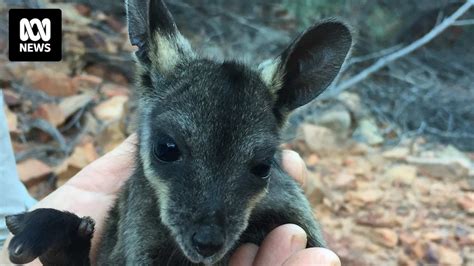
347, 44, 403, 66
452, 19, 474, 25
15, 145, 58, 162
322, 0, 474, 99
29, 119, 68, 153
59, 104, 88, 133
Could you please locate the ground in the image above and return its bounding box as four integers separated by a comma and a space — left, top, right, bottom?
1, 1, 473, 265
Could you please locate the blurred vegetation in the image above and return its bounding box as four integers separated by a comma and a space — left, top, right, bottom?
282, 0, 400, 43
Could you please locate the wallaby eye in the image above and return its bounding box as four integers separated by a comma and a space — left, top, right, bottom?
153, 138, 181, 162
251, 163, 271, 178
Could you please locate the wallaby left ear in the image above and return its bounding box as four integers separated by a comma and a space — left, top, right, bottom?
260, 20, 352, 114
126, 0, 194, 73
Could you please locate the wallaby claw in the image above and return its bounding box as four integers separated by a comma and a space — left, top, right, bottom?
78, 216, 95, 238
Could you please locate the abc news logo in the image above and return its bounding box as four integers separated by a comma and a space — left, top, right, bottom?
9, 9, 62, 61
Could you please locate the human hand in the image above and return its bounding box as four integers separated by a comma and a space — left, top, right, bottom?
0, 135, 137, 265
1, 136, 339, 265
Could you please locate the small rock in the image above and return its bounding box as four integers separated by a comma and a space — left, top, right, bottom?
345, 157, 373, 176
33, 103, 66, 126
100, 83, 130, 98
75, 3, 91, 17
457, 193, 474, 214
439, 145, 471, 164
4, 62, 37, 81
399, 232, 417, 245
304, 174, 325, 205
460, 178, 474, 191
348, 142, 370, 156
356, 212, 401, 227
54, 159, 70, 176
54, 159, 76, 187
71, 74, 103, 91
97, 120, 126, 153
2, 90, 21, 106
398, 250, 417, 266
423, 231, 444, 242
407, 156, 470, 179
68, 140, 99, 169
305, 153, 319, 166
298, 124, 340, 155
353, 118, 384, 146
384, 164, 417, 185
59, 93, 95, 118
371, 228, 398, 248
437, 245, 463, 265
459, 233, 474, 245
17, 159, 52, 186
309, 104, 351, 138
411, 241, 426, 260
24, 69, 76, 97
333, 172, 356, 189
337, 92, 366, 118
382, 147, 410, 160
425, 242, 439, 264
94, 95, 128, 122
346, 188, 383, 204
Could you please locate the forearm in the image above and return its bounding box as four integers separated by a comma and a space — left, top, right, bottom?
0, 236, 13, 265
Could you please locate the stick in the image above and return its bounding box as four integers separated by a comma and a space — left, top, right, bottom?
322, 0, 474, 99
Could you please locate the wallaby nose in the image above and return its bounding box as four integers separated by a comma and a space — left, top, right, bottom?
192, 226, 224, 257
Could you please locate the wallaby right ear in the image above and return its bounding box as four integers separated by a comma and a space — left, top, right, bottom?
126, 0, 194, 73
259, 20, 352, 119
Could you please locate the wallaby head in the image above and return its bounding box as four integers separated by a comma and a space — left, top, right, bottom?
126, 0, 352, 264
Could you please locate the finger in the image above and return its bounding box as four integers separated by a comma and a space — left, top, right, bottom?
253, 224, 307, 266
228, 243, 259, 266
282, 150, 308, 188
282, 248, 341, 266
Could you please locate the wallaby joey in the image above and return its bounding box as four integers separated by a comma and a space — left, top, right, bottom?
5, 0, 352, 265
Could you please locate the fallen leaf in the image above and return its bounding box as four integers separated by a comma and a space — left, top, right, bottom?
17, 159, 52, 186
33, 103, 66, 126
72, 74, 103, 91
382, 147, 409, 160
24, 69, 76, 97
68, 140, 99, 169
384, 164, 417, 185
437, 245, 463, 265
59, 93, 95, 119
333, 172, 355, 189
2, 90, 21, 106
399, 232, 417, 246
93, 95, 128, 122
370, 228, 398, 248
457, 193, 474, 214
346, 188, 383, 204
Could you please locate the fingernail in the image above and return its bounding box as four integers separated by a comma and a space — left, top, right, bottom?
290, 229, 307, 251
283, 150, 302, 163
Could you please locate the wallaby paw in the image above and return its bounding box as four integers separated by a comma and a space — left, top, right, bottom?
5, 208, 95, 265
